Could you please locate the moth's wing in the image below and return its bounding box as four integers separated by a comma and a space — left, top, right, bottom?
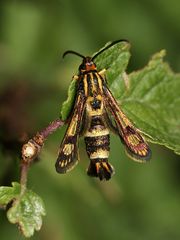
103, 86, 151, 162
55, 93, 86, 173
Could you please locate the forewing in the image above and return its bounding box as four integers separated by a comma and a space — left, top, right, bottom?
104, 86, 151, 162
55, 93, 86, 173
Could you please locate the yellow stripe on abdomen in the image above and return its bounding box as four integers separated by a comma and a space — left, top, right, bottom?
89, 148, 109, 159
84, 127, 109, 137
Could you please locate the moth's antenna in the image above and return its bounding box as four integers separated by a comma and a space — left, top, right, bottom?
62, 50, 86, 59
92, 39, 129, 61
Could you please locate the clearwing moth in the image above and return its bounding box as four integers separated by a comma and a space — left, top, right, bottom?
55, 40, 151, 181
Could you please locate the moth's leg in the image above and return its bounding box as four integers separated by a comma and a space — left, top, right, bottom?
72, 75, 79, 81
98, 69, 106, 78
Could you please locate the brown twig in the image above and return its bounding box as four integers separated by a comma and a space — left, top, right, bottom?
20, 119, 64, 193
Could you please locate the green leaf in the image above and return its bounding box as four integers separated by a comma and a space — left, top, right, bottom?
60, 41, 180, 155
0, 182, 21, 206
60, 78, 76, 121
94, 40, 131, 86
116, 50, 180, 154
0, 182, 46, 238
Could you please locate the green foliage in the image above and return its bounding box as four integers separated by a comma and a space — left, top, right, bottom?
0, 182, 46, 238
60, 41, 180, 155
1, 1, 180, 240
120, 50, 180, 155
60, 78, 76, 121
94, 40, 131, 86
0, 182, 20, 205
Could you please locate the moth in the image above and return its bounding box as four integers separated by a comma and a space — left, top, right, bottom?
55, 40, 151, 181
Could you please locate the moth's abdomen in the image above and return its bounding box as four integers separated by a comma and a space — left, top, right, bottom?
84, 116, 114, 180
84, 116, 110, 158
85, 134, 110, 159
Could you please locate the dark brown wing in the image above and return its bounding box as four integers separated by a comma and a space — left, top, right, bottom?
55, 93, 86, 173
103, 86, 151, 162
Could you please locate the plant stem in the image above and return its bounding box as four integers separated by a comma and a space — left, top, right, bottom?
20, 118, 64, 192
20, 162, 29, 195
39, 119, 64, 138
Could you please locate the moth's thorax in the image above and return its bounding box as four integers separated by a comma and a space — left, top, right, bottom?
81, 71, 104, 97
80, 71, 104, 118
86, 95, 103, 117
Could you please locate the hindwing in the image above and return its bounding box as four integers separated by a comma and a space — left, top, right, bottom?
104, 86, 151, 162
55, 93, 86, 173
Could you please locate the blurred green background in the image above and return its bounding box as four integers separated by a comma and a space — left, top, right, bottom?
0, 0, 180, 239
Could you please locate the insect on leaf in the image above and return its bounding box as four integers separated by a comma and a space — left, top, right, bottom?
60, 41, 180, 155
60, 41, 131, 121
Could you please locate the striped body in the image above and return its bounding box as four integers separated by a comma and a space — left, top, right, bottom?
56, 44, 151, 181
81, 71, 114, 180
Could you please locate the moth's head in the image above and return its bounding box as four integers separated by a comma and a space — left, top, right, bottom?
62, 50, 97, 74
62, 39, 129, 74
78, 57, 97, 73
